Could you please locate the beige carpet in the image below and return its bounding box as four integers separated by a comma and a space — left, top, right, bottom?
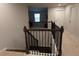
62, 31, 79, 56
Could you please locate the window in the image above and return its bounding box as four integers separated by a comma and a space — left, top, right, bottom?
34, 13, 40, 22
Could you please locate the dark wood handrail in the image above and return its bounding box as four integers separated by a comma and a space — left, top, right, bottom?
26, 30, 38, 42
23, 26, 38, 41
27, 28, 62, 31
29, 21, 52, 23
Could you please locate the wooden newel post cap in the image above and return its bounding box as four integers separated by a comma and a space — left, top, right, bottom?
61, 26, 64, 32
23, 26, 27, 32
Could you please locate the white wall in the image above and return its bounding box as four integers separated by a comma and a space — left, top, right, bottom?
0, 4, 29, 50
64, 5, 71, 31
64, 4, 79, 38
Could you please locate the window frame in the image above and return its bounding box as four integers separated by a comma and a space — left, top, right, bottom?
34, 13, 40, 22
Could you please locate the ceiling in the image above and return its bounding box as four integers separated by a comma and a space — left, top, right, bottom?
26, 3, 72, 8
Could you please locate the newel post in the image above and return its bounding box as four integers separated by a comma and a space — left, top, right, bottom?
58, 26, 64, 56
51, 22, 55, 39
51, 21, 55, 29
23, 26, 29, 54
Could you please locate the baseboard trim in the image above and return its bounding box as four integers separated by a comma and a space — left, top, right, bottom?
6, 49, 26, 52
1, 48, 8, 51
